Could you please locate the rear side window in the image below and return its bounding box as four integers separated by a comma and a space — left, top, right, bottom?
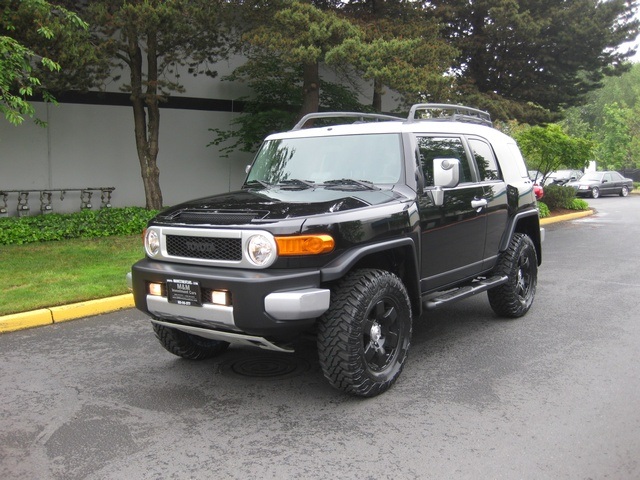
468, 138, 502, 181
507, 143, 530, 179
417, 136, 471, 186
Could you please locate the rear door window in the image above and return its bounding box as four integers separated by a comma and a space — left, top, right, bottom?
468, 137, 502, 181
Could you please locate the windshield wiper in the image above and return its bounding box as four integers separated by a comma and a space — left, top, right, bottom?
322, 179, 378, 190
277, 179, 316, 189
243, 179, 271, 189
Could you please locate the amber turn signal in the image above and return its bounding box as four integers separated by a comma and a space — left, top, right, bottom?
275, 235, 335, 256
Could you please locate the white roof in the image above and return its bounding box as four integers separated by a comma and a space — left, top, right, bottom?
266, 119, 514, 144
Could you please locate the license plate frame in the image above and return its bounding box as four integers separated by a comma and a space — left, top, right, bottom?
166, 279, 202, 307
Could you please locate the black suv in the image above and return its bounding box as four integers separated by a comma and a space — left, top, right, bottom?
130, 104, 543, 397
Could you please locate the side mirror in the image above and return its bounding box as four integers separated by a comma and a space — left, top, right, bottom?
429, 158, 461, 207
433, 158, 460, 188
245, 164, 251, 174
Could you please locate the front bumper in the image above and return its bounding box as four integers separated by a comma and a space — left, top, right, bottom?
130, 258, 330, 340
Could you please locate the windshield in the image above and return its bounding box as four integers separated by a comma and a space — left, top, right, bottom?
580, 173, 603, 182
246, 133, 403, 186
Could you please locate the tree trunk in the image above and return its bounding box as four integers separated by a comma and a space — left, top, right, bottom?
372, 77, 383, 112
298, 62, 320, 127
126, 30, 163, 210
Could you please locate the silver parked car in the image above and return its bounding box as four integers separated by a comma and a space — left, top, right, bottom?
566, 171, 634, 198
544, 169, 583, 186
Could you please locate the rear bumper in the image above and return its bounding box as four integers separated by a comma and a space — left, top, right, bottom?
130, 258, 329, 339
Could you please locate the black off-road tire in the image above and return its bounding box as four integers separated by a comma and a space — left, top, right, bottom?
152, 323, 229, 360
488, 233, 538, 318
317, 269, 412, 397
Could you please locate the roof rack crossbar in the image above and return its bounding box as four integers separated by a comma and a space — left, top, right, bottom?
407, 103, 492, 127
292, 112, 402, 130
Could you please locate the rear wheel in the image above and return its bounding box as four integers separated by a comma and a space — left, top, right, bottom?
317, 269, 412, 397
591, 187, 600, 198
488, 233, 538, 318
620, 186, 629, 197
152, 323, 229, 360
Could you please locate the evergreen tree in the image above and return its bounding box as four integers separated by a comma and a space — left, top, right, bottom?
69, 0, 229, 210
431, 0, 640, 122
337, 0, 457, 111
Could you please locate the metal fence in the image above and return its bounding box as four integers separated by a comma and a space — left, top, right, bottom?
620, 169, 640, 182
0, 188, 115, 217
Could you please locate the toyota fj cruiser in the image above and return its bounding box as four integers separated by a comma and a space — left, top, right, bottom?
130, 104, 543, 397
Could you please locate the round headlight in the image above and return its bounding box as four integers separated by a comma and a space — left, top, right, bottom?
247, 234, 275, 266
145, 229, 160, 257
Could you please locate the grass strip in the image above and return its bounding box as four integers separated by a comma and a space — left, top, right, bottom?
0, 235, 144, 316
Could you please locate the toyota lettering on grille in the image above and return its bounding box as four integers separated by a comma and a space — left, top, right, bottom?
185, 240, 217, 254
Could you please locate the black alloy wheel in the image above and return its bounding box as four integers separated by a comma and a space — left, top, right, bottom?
317, 269, 412, 397
488, 233, 538, 318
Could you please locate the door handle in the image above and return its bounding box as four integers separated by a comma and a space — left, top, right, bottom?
471, 198, 488, 210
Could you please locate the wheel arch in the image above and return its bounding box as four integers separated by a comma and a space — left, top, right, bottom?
320, 237, 422, 317
500, 209, 542, 265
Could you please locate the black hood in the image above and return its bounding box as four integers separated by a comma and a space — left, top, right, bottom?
154, 187, 405, 226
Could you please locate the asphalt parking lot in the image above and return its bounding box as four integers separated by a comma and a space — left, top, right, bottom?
1, 196, 639, 479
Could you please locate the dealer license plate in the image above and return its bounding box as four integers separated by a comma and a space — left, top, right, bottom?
167, 279, 202, 307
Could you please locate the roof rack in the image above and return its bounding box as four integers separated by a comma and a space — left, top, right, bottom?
407, 103, 492, 127
291, 112, 402, 130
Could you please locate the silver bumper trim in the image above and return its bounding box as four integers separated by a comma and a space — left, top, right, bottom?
150, 319, 294, 353
264, 288, 330, 320
146, 295, 239, 332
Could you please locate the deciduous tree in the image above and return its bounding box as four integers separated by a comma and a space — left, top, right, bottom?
1, 0, 91, 125
515, 124, 593, 182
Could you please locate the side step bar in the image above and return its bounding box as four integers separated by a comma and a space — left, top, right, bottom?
423, 275, 508, 310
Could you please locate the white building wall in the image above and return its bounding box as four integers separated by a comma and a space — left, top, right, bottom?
0, 56, 393, 217
0, 101, 253, 215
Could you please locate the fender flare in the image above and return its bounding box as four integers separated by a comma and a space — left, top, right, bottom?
499, 209, 542, 265
320, 236, 422, 315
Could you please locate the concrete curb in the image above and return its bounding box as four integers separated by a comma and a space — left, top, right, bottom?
540, 209, 594, 225
0, 208, 598, 335
0, 294, 134, 334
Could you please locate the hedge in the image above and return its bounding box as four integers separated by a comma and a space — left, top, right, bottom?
0, 207, 158, 245
540, 184, 576, 210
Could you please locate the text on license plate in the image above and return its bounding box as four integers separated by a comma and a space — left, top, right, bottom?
166, 279, 201, 306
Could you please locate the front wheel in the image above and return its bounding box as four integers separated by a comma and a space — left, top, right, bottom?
152, 323, 229, 360
488, 233, 538, 318
591, 187, 600, 198
620, 186, 629, 197
317, 269, 412, 397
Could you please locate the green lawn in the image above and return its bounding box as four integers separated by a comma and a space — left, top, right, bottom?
0, 236, 144, 316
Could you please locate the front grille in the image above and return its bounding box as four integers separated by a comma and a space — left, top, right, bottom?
166, 235, 242, 261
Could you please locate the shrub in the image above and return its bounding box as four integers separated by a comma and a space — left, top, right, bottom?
540, 184, 576, 210
570, 198, 589, 211
0, 207, 158, 245
537, 201, 550, 218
